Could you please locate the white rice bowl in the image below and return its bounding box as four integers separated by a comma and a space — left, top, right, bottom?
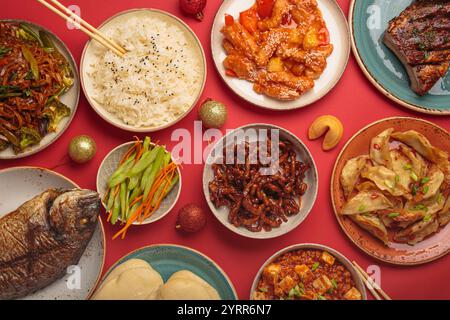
82, 10, 205, 130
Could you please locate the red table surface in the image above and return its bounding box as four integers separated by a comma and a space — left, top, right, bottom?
1, 0, 449, 300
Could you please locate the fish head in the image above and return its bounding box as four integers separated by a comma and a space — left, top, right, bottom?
49, 189, 100, 237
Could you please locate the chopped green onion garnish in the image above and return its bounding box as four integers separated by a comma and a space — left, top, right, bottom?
312, 262, 320, 271
358, 205, 366, 212
403, 164, 412, 170
410, 172, 418, 182
412, 185, 418, 196
288, 288, 295, 298
437, 193, 444, 204
259, 287, 268, 292
423, 214, 432, 222
388, 212, 400, 218
413, 204, 428, 211
395, 175, 400, 184
422, 186, 429, 194
318, 295, 327, 300
421, 177, 430, 184
331, 279, 338, 289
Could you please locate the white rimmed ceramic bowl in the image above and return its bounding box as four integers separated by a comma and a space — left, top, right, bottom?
96, 141, 182, 225
203, 123, 318, 239
250, 243, 367, 300
0, 167, 105, 300
80, 8, 207, 132
0, 20, 80, 159
211, 0, 350, 110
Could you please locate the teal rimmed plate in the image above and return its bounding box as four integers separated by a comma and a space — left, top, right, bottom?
349, 0, 450, 115
98, 244, 238, 300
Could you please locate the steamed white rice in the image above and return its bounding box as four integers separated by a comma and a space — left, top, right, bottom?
88, 15, 203, 128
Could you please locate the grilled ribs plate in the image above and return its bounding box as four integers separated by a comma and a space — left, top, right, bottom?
383, 0, 450, 95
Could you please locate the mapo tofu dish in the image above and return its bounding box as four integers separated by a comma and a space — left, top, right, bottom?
340, 129, 450, 246
254, 249, 362, 300
221, 0, 333, 100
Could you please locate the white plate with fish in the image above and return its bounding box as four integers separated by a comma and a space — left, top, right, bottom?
0, 167, 105, 300
80, 9, 207, 132
211, 0, 350, 110
0, 20, 80, 159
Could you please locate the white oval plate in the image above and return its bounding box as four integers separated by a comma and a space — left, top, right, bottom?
203, 124, 318, 239
0, 167, 105, 300
211, 0, 350, 110
0, 20, 80, 159
80, 9, 207, 132
96, 142, 182, 225
250, 243, 367, 300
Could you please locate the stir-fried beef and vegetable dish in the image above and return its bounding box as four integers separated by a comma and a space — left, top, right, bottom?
0, 22, 74, 153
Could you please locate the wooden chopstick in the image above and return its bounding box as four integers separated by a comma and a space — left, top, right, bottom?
353, 264, 382, 300
49, 0, 126, 55
353, 261, 392, 300
36, 0, 125, 57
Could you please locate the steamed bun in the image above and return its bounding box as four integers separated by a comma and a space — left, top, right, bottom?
92, 259, 163, 300
158, 270, 220, 300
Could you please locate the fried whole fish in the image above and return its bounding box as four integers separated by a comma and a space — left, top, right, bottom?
0, 189, 100, 300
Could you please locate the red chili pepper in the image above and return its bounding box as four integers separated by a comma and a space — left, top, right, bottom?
373, 143, 381, 150
0, 58, 8, 67
371, 193, 379, 199
225, 69, 237, 77
240, 8, 258, 33
318, 27, 330, 45
225, 14, 235, 27
257, 0, 275, 19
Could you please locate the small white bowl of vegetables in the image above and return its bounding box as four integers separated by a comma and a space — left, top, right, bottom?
97, 137, 181, 239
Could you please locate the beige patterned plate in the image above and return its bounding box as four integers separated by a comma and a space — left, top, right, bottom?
0, 167, 105, 300
331, 117, 450, 265
96, 142, 182, 225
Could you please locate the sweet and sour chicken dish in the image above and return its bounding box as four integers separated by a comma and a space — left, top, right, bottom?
221, 0, 333, 100
254, 249, 362, 300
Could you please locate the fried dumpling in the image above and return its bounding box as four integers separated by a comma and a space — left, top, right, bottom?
391, 130, 450, 174
370, 128, 393, 167
379, 208, 424, 229
390, 149, 412, 193
361, 166, 406, 197
340, 155, 370, 199
350, 213, 389, 244
399, 144, 427, 181
341, 190, 393, 215
438, 195, 450, 227
356, 181, 379, 192
420, 165, 444, 200
394, 216, 439, 245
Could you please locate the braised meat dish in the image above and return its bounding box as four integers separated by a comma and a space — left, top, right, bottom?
209, 133, 309, 232
384, 0, 450, 95
221, 0, 333, 100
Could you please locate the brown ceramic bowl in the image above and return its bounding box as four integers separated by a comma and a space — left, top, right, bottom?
331, 117, 450, 265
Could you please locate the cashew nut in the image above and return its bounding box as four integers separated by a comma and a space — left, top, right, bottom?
308, 115, 344, 151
